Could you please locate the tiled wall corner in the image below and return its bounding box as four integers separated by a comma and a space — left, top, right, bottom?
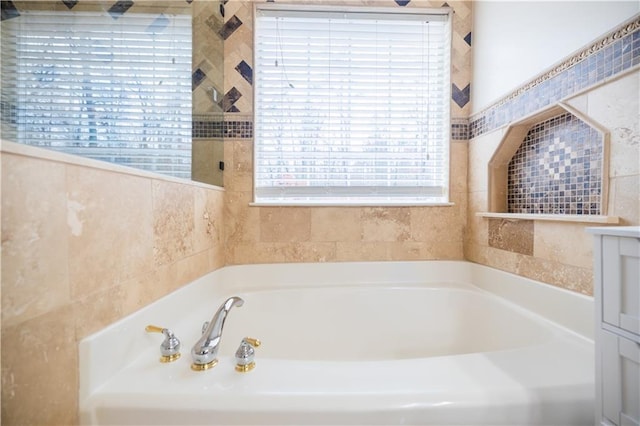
466, 15, 640, 295
223, 132, 468, 265
0, 144, 225, 425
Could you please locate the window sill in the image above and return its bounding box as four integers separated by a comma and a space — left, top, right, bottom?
475, 212, 620, 224
250, 201, 456, 208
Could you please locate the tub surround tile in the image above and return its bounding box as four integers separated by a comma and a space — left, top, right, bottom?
230, 242, 336, 264
152, 180, 196, 266
450, 142, 469, 195
533, 222, 593, 269
225, 191, 260, 245
488, 218, 534, 255
1, 146, 227, 426
259, 207, 311, 243
1, 305, 78, 426
335, 241, 393, 261
1, 155, 70, 327
117, 266, 178, 324
67, 167, 154, 300
176, 250, 213, 288
362, 208, 411, 242
610, 174, 640, 225
310, 208, 362, 242
73, 284, 127, 339
584, 71, 639, 178
193, 186, 224, 253
409, 206, 463, 244
517, 256, 593, 295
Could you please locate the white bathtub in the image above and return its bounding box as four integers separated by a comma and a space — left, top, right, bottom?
79, 261, 594, 425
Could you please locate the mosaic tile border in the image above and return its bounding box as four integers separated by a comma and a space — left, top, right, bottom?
192, 118, 253, 139
193, 118, 469, 140
469, 16, 640, 140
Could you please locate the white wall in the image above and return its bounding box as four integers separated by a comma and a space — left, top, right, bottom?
471, 1, 639, 114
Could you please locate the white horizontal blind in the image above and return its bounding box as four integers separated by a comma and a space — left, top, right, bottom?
254, 6, 451, 204
0, 10, 192, 179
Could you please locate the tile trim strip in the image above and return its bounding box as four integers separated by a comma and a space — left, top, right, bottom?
469, 16, 640, 140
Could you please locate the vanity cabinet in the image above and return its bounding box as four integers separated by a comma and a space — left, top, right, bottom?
589, 226, 640, 426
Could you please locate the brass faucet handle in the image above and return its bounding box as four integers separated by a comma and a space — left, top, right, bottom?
145, 325, 165, 334
244, 337, 261, 348
145, 325, 181, 363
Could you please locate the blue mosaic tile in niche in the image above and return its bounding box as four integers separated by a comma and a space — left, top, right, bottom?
507, 113, 603, 215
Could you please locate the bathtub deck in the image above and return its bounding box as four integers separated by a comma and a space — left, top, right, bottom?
80, 261, 595, 425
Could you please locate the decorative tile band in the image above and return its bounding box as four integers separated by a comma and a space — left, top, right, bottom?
470, 16, 640, 140
193, 118, 469, 140
192, 119, 253, 139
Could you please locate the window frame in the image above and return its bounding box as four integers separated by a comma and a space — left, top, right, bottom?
252, 3, 453, 207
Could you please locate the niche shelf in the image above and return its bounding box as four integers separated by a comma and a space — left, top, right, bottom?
476, 102, 619, 224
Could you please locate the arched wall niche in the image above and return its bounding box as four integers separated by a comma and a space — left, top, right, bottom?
483, 102, 619, 223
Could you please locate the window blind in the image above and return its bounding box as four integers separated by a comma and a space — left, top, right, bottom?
254, 6, 451, 204
0, 9, 192, 179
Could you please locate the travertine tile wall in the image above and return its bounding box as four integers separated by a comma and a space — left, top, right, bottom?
1, 142, 225, 425
221, 0, 472, 265
467, 69, 640, 295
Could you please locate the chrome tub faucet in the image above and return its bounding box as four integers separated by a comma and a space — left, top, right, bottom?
191, 296, 244, 371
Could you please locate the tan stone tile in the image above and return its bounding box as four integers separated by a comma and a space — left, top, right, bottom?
1, 154, 70, 327
231, 242, 335, 264
74, 285, 126, 340
67, 166, 154, 300
310, 208, 362, 242
152, 180, 195, 266
534, 222, 594, 269
176, 250, 212, 288
517, 256, 593, 296
488, 218, 534, 255
224, 191, 259, 247
228, 139, 253, 192
450, 141, 468, 195
587, 71, 639, 178
386, 242, 433, 261
194, 186, 224, 253
362, 207, 410, 242
468, 128, 506, 193
119, 265, 178, 319
336, 241, 390, 261
259, 207, 311, 242
192, 139, 224, 187
1, 306, 78, 426
410, 206, 462, 245
610, 174, 640, 225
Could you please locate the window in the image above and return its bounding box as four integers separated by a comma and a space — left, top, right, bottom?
254, 5, 451, 205
0, 8, 192, 179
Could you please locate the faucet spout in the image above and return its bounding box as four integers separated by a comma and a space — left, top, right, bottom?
191, 296, 244, 370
